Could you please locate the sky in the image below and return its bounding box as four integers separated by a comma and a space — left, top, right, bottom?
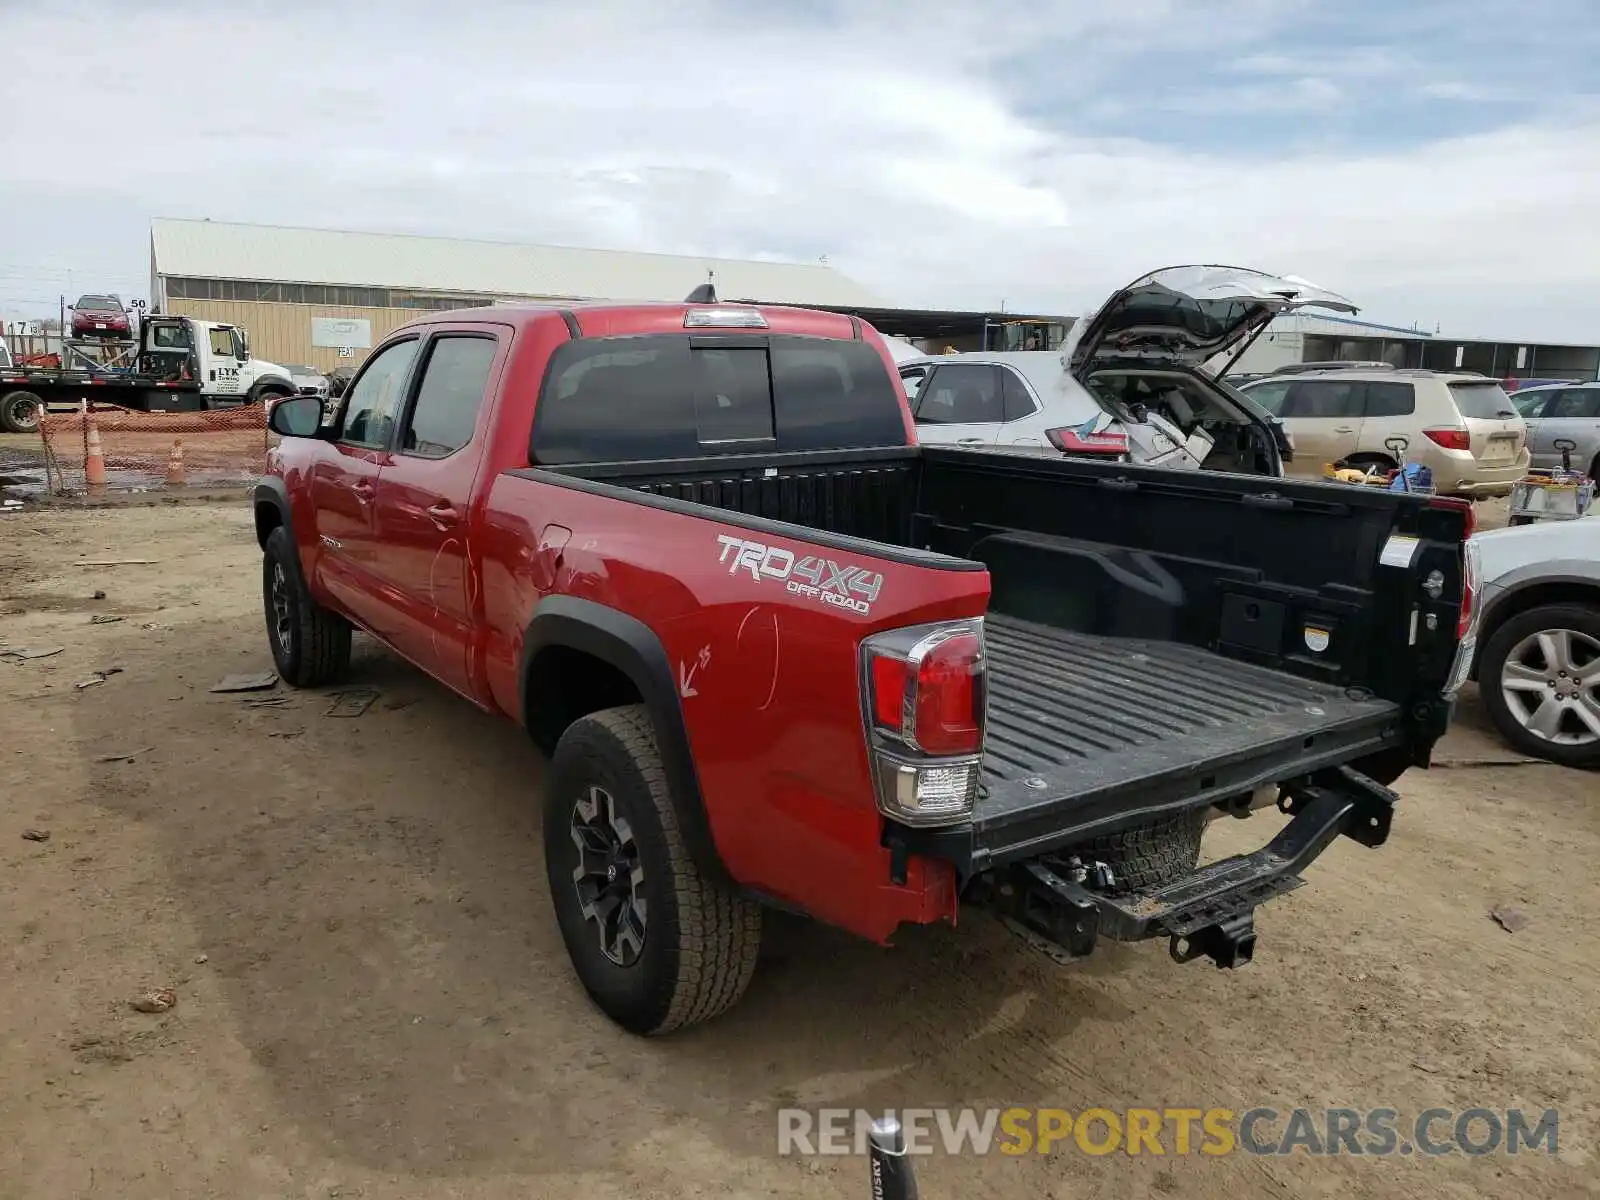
2, 0, 1598, 340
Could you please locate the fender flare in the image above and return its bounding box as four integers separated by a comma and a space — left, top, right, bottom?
520, 595, 728, 883
253, 478, 292, 550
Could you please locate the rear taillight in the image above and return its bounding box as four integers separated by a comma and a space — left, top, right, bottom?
1429, 494, 1475, 540
1423, 427, 1471, 452
1046, 427, 1128, 456
1458, 538, 1480, 639
860, 619, 987, 826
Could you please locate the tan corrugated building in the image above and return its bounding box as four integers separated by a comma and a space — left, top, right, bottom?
149, 218, 889, 373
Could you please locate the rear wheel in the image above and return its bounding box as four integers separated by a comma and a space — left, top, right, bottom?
544, 705, 761, 1034
1479, 602, 1600, 768
0, 390, 42, 434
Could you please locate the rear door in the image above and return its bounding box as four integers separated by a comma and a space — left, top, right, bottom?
1528, 388, 1600, 470
1278, 378, 1366, 468
1447, 379, 1524, 468
911, 363, 1003, 448
368, 328, 505, 698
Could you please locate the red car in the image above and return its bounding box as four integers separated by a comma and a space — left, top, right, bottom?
255, 297, 1475, 1034
70, 294, 132, 339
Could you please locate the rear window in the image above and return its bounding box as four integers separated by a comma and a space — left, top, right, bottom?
532, 335, 906, 465
77, 295, 118, 310
1448, 381, 1516, 420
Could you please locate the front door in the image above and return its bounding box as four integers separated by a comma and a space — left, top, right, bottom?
204, 325, 245, 398
912, 363, 1002, 448
369, 330, 502, 699
307, 337, 420, 634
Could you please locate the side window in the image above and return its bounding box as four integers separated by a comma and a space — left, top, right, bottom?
900, 366, 928, 402
914, 364, 1001, 425
208, 327, 234, 358
338, 339, 419, 449
1285, 380, 1363, 419
1362, 381, 1416, 418
1550, 389, 1600, 419
999, 368, 1037, 422
1512, 389, 1553, 418
400, 336, 497, 458
692, 347, 774, 443
1241, 379, 1291, 415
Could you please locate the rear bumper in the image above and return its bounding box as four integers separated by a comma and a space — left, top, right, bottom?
979, 766, 1398, 969
1429, 453, 1529, 497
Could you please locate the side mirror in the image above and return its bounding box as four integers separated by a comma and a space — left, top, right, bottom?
268, 395, 326, 438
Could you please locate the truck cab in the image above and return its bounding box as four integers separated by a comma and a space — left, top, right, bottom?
140, 316, 297, 407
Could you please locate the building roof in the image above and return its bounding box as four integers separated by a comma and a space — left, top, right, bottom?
150, 218, 886, 308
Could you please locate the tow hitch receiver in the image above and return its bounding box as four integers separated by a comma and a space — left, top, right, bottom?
992, 767, 1398, 968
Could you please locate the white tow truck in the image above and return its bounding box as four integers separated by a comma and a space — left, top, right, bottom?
0, 314, 299, 433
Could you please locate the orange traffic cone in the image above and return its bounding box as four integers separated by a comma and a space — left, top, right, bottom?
84, 409, 107, 487
166, 437, 186, 486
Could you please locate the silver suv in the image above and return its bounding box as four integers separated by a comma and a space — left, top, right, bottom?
1511, 382, 1600, 479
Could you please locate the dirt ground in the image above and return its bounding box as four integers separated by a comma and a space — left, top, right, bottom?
1, 499, 1595, 1200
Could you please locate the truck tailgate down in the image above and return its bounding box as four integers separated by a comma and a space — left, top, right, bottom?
939, 615, 1403, 874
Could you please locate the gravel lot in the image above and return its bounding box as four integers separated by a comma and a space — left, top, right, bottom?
1, 499, 1594, 1200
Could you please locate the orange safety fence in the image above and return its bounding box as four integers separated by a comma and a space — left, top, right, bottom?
37, 403, 271, 494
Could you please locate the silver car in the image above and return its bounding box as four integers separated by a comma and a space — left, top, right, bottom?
1511, 382, 1600, 478
900, 264, 1358, 477
1468, 515, 1600, 767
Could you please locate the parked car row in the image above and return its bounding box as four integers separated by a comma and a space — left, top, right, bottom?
899, 265, 1353, 478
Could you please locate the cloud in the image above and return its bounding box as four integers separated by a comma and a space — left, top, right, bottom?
0, 0, 1597, 341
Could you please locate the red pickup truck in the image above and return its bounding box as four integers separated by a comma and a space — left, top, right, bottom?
256, 294, 1477, 1035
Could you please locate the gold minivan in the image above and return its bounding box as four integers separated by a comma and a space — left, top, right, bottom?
1239, 369, 1529, 497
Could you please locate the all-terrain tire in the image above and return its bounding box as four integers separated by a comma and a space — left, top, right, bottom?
0, 389, 42, 434
262, 526, 352, 687
544, 705, 761, 1035
1478, 601, 1600, 769
1070, 808, 1209, 895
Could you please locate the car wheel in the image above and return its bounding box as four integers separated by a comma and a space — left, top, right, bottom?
0, 390, 43, 434
1478, 602, 1600, 768
544, 705, 761, 1035
262, 526, 352, 687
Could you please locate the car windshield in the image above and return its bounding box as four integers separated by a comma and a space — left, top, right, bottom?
77, 295, 118, 310
1449, 381, 1517, 420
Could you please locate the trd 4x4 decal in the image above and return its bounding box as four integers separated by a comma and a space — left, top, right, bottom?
716, 534, 884, 615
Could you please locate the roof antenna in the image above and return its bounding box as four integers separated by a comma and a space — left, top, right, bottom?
685, 269, 716, 305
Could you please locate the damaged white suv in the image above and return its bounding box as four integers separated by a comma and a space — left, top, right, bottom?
902, 265, 1358, 476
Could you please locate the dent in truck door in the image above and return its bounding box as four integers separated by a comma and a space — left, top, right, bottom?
368, 331, 503, 699
308, 338, 419, 633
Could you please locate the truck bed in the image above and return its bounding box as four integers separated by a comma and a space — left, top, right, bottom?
971, 614, 1402, 869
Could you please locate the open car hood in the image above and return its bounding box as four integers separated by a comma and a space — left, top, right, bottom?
1065, 265, 1358, 375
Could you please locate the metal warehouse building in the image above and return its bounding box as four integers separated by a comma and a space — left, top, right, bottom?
148, 218, 1076, 370
148, 218, 891, 373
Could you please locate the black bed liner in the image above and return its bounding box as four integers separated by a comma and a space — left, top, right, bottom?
914, 615, 1403, 875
